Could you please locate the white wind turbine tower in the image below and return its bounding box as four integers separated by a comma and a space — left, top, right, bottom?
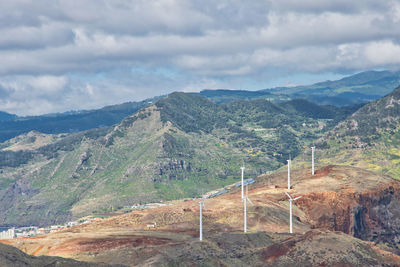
199, 199, 206, 241
311, 145, 315, 175
285, 192, 302, 234
240, 165, 245, 199
243, 184, 254, 233
287, 154, 291, 190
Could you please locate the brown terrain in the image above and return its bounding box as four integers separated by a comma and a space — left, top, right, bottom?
0, 242, 116, 267
2, 165, 400, 266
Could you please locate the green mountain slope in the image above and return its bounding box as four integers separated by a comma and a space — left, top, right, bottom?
295, 85, 400, 179
0, 93, 355, 227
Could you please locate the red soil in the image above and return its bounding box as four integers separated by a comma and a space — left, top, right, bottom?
51, 235, 172, 255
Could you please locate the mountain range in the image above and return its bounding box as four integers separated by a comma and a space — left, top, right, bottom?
0, 92, 356, 227
201, 70, 400, 106
0, 70, 398, 143
266, 70, 400, 106
0, 70, 400, 265
0, 69, 399, 228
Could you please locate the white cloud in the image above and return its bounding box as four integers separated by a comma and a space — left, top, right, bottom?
0, 75, 67, 98
364, 41, 400, 66
29, 76, 68, 93
0, 0, 399, 115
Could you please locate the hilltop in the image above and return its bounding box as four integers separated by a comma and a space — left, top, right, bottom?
0, 93, 356, 227
3, 165, 400, 266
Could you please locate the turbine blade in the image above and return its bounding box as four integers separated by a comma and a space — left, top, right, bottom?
285, 192, 292, 199
247, 197, 254, 206
293, 196, 302, 201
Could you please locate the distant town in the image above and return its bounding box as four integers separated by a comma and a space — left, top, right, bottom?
0, 219, 98, 240
0, 178, 256, 240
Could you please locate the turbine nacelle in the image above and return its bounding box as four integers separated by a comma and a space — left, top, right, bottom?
285, 192, 302, 201
285, 192, 302, 234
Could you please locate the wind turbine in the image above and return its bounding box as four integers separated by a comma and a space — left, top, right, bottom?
243, 184, 254, 233
240, 165, 245, 199
311, 145, 315, 175
287, 154, 291, 190
199, 199, 206, 241
285, 192, 302, 234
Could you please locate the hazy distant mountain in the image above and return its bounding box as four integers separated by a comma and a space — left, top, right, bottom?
199, 70, 400, 106
0, 92, 356, 227
0, 99, 158, 142
0, 111, 17, 122
267, 70, 400, 106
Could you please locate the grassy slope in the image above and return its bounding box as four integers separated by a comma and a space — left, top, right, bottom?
0, 93, 355, 226
293, 85, 400, 179
0, 106, 254, 226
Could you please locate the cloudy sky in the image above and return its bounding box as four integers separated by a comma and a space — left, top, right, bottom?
1, 0, 400, 115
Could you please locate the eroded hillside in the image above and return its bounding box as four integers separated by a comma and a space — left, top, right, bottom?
3, 165, 400, 266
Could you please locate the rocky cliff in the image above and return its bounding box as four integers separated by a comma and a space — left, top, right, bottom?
261, 165, 400, 252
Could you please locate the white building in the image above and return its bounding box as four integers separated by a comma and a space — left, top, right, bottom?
0, 228, 15, 239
